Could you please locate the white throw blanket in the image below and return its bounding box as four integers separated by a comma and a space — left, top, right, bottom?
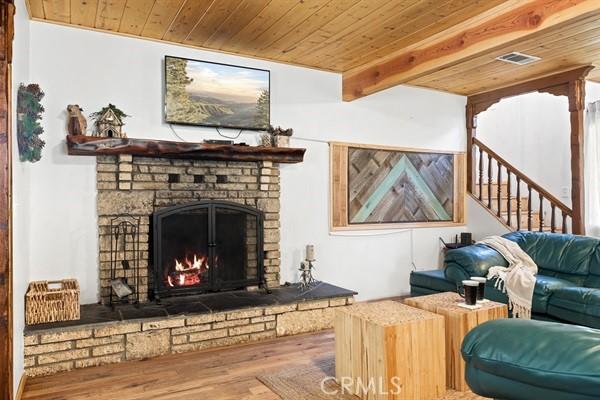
478, 236, 538, 319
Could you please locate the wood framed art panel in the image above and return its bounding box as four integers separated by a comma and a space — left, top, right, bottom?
330, 142, 465, 231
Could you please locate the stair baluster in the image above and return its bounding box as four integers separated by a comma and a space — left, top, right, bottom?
527, 186, 533, 231
562, 214, 568, 234
478, 148, 483, 201
487, 153, 492, 209
551, 205, 556, 233
539, 193, 544, 232
516, 176, 521, 231
497, 162, 502, 218
506, 171, 512, 227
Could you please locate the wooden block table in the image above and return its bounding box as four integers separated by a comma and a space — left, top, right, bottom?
404, 292, 508, 391
334, 300, 446, 400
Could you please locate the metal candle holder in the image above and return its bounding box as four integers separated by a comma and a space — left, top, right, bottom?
299, 259, 317, 290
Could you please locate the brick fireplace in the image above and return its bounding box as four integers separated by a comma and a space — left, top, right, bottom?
22, 138, 356, 378
96, 154, 281, 303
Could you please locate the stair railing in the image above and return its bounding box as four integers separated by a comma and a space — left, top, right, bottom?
472, 138, 572, 233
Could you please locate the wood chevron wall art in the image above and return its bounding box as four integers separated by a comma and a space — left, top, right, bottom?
330, 142, 465, 231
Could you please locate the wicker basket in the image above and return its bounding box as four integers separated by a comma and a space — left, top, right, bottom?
26, 279, 80, 325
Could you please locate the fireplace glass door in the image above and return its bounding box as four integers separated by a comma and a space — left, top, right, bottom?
159, 206, 210, 291
214, 206, 260, 289
152, 201, 264, 299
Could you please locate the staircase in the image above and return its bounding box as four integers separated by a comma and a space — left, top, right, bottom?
470, 138, 573, 234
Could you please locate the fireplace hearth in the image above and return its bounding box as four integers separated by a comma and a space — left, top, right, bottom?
152, 200, 264, 300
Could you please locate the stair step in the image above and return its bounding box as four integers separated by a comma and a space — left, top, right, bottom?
500, 211, 541, 228
476, 196, 532, 212
542, 226, 561, 232
475, 181, 509, 193
474, 184, 514, 200
475, 197, 565, 232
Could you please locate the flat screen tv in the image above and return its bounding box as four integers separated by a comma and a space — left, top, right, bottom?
164, 56, 270, 130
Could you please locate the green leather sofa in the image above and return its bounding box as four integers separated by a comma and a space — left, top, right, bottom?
410, 231, 600, 328
461, 319, 600, 400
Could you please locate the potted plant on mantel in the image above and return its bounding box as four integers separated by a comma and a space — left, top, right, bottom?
260, 125, 294, 147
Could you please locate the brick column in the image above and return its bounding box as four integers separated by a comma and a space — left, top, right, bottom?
258, 161, 281, 288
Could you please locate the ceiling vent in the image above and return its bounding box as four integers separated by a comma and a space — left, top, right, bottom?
496, 52, 541, 65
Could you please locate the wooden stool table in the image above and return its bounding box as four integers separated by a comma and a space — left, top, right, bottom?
404, 292, 508, 391
334, 300, 446, 400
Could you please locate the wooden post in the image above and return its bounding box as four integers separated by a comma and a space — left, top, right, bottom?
0, 1, 14, 399
466, 103, 477, 193
569, 77, 586, 235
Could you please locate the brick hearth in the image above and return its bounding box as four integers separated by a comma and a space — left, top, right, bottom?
23, 289, 355, 377
96, 154, 281, 303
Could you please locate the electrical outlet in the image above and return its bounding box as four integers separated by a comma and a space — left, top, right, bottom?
561, 186, 570, 198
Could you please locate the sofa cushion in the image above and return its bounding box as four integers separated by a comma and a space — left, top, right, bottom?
584, 248, 600, 289
444, 232, 600, 287
409, 269, 456, 294
462, 319, 600, 399
485, 274, 576, 314
444, 244, 507, 283
504, 231, 599, 285
465, 364, 598, 400
547, 287, 600, 329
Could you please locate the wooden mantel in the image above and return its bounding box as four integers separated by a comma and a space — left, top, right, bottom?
66, 136, 306, 164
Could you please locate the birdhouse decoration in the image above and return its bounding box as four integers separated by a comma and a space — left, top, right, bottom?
97, 108, 124, 138
90, 104, 129, 138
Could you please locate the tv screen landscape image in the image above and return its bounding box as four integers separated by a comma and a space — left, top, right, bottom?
164, 56, 270, 130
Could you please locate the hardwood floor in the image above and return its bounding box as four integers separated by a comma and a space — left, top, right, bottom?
23, 324, 484, 400
23, 331, 336, 400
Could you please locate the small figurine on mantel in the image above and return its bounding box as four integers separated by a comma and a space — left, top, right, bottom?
89, 104, 129, 138
66, 104, 87, 136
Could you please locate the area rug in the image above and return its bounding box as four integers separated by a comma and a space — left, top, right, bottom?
257, 357, 489, 400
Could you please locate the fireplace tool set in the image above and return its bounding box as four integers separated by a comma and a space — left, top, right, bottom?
109, 215, 141, 307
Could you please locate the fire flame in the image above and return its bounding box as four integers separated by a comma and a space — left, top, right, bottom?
166, 253, 209, 287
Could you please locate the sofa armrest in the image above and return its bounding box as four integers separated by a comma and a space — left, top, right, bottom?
444, 244, 508, 284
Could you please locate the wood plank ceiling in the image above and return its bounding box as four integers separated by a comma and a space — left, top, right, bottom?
407, 10, 600, 95
24, 0, 600, 97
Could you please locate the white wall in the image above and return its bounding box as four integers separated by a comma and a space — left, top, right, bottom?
466, 197, 510, 239
477, 92, 571, 204
586, 81, 600, 104
12, 0, 30, 393
20, 21, 468, 304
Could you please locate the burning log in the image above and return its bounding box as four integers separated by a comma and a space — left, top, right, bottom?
166, 254, 209, 287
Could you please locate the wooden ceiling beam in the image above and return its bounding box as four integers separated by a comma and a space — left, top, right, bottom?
407, 15, 600, 92
342, 0, 600, 101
